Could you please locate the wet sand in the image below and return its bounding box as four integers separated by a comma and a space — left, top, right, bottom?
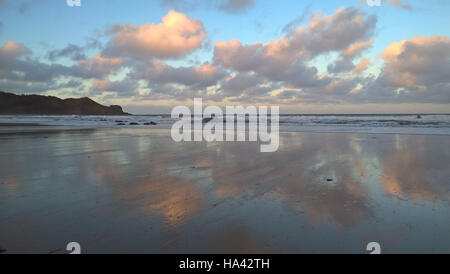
0, 127, 449, 254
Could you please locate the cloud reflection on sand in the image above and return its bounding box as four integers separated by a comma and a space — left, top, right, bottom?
1, 128, 450, 253
381, 149, 444, 201
81, 131, 450, 235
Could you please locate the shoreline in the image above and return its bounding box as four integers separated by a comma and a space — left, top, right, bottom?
1, 114, 449, 136
0, 123, 46, 127
0, 125, 449, 137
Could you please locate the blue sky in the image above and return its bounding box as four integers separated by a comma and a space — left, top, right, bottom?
0, 0, 449, 113
2, 0, 449, 60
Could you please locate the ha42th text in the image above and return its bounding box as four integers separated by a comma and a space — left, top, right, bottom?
179, 258, 270, 271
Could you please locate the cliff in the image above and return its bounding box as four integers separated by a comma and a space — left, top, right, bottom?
0, 91, 129, 115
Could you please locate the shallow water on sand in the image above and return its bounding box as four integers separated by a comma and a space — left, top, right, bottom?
0, 128, 449, 253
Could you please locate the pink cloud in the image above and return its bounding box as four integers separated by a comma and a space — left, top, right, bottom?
344, 40, 373, 58
353, 58, 370, 74
381, 35, 450, 88
104, 10, 206, 59
214, 7, 376, 72
0, 40, 31, 59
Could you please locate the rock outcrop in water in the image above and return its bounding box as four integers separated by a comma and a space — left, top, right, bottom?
0, 91, 129, 115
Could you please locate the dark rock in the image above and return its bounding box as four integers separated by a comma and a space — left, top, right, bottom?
326, 178, 333, 182
116, 123, 125, 126
109, 105, 125, 114
115, 120, 124, 123
129, 122, 139, 125
417, 115, 422, 119
0, 91, 129, 115
202, 117, 213, 123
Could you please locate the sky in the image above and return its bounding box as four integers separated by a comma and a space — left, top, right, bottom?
0, 0, 449, 114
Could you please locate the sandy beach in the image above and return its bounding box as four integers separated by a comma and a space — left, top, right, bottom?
0, 126, 449, 254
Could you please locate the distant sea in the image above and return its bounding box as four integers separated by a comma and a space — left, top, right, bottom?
0, 114, 449, 135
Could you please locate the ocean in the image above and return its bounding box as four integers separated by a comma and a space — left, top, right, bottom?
0, 114, 449, 135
